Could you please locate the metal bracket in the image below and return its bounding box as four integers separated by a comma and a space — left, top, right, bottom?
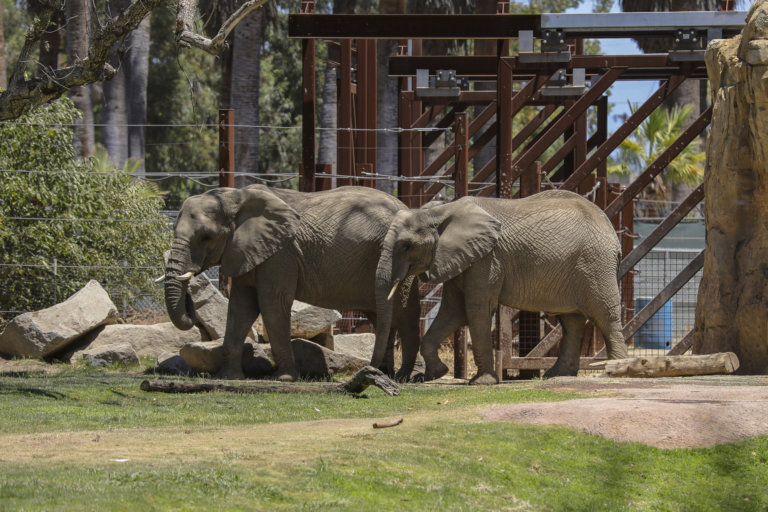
673, 28, 703, 51
541, 68, 586, 96
541, 28, 568, 53
518, 28, 571, 64
415, 69, 461, 98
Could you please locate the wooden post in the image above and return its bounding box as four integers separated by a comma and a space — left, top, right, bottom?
218, 109, 235, 296
453, 112, 469, 379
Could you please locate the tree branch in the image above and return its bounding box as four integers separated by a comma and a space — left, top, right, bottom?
0, 0, 163, 121
175, 0, 271, 55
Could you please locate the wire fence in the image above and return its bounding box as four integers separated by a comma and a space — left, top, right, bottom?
1, 119, 705, 360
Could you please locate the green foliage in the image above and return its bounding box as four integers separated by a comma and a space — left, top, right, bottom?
608, 103, 705, 201
145, 4, 220, 207
0, 98, 171, 317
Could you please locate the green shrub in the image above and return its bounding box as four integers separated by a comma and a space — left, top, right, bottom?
0, 99, 171, 319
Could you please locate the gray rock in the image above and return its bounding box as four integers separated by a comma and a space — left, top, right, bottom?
257, 301, 342, 341
309, 331, 334, 350
78, 341, 139, 367
187, 273, 258, 340
332, 333, 375, 361
71, 322, 207, 361
0, 280, 118, 358
290, 338, 368, 379
156, 352, 195, 375
179, 339, 273, 377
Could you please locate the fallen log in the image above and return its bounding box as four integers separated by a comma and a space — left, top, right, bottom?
140, 366, 400, 396
589, 352, 739, 378
373, 418, 404, 429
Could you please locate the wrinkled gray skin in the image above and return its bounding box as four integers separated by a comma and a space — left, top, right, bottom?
164, 185, 421, 381
378, 190, 628, 385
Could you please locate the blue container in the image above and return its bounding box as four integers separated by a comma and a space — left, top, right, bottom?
634, 298, 673, 349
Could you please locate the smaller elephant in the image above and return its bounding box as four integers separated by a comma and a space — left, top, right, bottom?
378, 190, 628, 384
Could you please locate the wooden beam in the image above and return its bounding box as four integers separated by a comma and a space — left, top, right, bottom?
592, 352, 739, 378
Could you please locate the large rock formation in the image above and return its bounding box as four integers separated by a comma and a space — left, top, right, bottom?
695, 2, 768, 373
0, 280, 119, 358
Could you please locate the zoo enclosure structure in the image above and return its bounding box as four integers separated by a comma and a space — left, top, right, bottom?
287, 6, 744, 379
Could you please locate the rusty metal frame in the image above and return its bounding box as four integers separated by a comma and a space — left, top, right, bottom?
290, 9, 726, 378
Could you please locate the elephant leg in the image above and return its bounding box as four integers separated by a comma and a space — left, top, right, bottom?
219, 283, 260, 380
592, 303, 628, 360
258, 288, 299, 382
421, 281, 467, 382
543, 313, 587, 379
393, 282, 422, 382
465, 303, 499, 386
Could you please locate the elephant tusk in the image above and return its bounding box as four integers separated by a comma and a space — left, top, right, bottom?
387, 280, 401, 301
154, 275, 166, 283
175, 271, 195, 282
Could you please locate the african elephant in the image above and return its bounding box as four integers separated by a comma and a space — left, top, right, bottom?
162, 185, 421, 381
378, 190, 628, 384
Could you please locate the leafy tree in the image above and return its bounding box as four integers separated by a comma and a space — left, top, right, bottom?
145, 4, 220, 209
608, 103, 704, 215
0, 98, 170, 318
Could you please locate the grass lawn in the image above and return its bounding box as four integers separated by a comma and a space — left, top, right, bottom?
1, 366, 766, 511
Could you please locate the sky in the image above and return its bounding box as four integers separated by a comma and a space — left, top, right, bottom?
565, 1, 663, 132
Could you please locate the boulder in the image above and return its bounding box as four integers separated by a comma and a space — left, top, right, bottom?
0, 280, 118, 358
71, 322, 207, 361
179, 340, 273, 377
257, 301, 342, 341
156, 352, 195, 375
77, 341, 140, 368
332, 333, 375, 361
188, 273, 257, 340
695, 1, 768, 373
290, 338, 368, 379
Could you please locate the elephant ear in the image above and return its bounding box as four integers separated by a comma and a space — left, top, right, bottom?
220, 188, 300, 277
426, 199, 501, 284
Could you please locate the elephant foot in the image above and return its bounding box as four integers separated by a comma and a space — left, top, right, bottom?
423, 360, 449, 382
468, 372, 499, 385
542, 362, 578, 379
379, 364, 396, 379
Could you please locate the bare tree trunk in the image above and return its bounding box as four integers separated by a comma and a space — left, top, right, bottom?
66, 0, 94, 158
101, 0, 128, 169
231, 8, 262, 187
0, 6, 7, 89
126, 15, 150, 175
376, 0, 406, 195
317, 64, 337, 184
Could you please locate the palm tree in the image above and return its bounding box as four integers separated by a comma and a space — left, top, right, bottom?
608, 103, 704, 217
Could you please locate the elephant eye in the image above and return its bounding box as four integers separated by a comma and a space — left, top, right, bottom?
401, 242, 411, 252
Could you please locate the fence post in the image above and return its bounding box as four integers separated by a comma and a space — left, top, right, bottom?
218, 109, 234, 296
452, 112, 469, 379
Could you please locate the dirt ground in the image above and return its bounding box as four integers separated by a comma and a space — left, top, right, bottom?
483, 375, 768, 449
3, 357, 768, 452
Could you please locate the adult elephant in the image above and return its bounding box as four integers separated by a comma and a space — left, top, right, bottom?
162, 185, 420, 381
378, 190, 628, 384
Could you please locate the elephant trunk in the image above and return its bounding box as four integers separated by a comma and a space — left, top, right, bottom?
372, 229, 409, 368
164, 241, 197, 331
